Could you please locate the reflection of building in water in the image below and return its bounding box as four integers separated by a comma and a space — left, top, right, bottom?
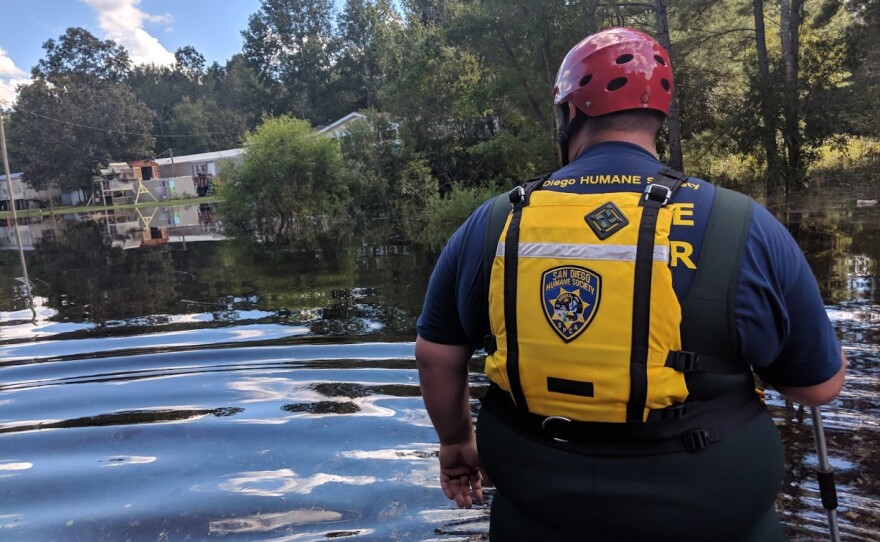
0, 218, 66, 250
851, 254, 873, 277
847, 254, 876, 298
100, 204, 224, 249
1, 204, 223, 250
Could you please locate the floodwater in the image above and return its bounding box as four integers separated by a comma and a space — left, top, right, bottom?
0, 195, 877, 541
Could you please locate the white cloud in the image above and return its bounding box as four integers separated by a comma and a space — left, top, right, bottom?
0, 78, 31, 108
81, 0, 176, 66
0, 49, 27, 79
0, 49, 29, 107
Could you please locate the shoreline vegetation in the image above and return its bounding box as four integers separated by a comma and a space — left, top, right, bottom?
3, 141, 877, 249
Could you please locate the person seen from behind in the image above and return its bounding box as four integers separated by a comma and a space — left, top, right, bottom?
415, 27, 846, 541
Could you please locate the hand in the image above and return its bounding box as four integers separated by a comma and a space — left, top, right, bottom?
438, 434, 484, 508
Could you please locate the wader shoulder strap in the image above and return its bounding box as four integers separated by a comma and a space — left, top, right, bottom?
680, 186, 754, 361
483, 193, 511, 294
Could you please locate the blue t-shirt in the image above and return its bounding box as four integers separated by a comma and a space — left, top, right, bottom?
417, 142, 841, 387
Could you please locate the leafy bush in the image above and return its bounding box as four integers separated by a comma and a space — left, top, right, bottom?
218, 116, 354, 246
419, 183, 501, 248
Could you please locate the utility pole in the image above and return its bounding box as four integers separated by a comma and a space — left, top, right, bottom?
0, 111, 35, 317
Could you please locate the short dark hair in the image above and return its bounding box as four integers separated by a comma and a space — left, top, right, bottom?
585, 109, 665, 136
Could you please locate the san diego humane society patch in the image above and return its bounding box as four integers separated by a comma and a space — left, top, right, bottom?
542, 266, 601, 342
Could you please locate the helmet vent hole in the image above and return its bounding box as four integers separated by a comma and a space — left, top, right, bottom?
579, 74, 593, 87
655, 55, 666, 66
607, 78, 627, 91
615, 54, 633, 64
661, 79, 670, 91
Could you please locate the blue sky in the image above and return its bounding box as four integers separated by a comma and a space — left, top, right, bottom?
0, 0, 264, 105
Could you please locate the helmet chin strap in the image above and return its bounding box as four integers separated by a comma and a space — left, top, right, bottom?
557, 130, 572, 166
557, 111, 588, 166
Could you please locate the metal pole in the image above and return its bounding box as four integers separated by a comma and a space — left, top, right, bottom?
810, 406, 840, 542
0, 112, 34, 317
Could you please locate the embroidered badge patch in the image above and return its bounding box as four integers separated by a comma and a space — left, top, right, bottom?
542, 266, 602, 342
585, 202, 629, 240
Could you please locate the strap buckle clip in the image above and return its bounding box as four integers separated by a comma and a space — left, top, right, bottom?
682, 428, 710, 452
541, 415, 572, 443
644, 183, 672, 206
509, 185, 525, 206
671, 351, 701, 372
662, 403, 688, 420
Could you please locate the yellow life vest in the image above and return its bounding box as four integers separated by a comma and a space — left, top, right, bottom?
485, 171, 688, 423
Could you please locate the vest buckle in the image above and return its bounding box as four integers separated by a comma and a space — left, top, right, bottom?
541, 415, 572, 443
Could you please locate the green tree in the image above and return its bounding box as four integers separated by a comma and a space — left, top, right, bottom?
330, 0, 400, 117
165, 96, 247, 155
242, 0, 336, 123
32, 27, 130, 82
12, 78, 155, 195
11, 28, 154, 195
381, 24, 497, 187
208, 54, 275, 129
842, 0, 879, 137
339, 110, 405, 217
218, 116, 353, 245
127, 46, 210, 154
0, 112, 26, 174
174, 46, 206, 82
752, 0, 785, 193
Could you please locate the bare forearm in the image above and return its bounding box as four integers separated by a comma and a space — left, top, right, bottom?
415, 336, 474, 444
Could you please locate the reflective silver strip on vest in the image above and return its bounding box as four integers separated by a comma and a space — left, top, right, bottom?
496, 242, 669, 263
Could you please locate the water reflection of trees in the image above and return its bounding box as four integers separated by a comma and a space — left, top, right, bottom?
313, 382, 422, 399
773, 197, 878, 303
3, 222, 435, 343
0, 406, 244, 434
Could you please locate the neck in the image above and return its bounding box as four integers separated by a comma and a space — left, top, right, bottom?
567, 129, 658, 162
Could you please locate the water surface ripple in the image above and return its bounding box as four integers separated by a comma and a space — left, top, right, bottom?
0, 340, 492, 541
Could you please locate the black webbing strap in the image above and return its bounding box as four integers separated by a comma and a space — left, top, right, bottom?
485, 382, 765, 457
502, 176, 549, 410
627, 168, 686, 423
665, 351, 745, 374
503, 186, 528, 410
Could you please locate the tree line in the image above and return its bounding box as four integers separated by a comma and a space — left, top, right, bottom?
2, 0, 878, 241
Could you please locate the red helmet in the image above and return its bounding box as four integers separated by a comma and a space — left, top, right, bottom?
553, 27, 673, 125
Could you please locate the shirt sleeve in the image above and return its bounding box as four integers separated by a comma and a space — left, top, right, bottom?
734, 204, 842, 387
416, 200, 492, 347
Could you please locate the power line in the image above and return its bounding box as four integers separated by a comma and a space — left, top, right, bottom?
17, 107, 234, 138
